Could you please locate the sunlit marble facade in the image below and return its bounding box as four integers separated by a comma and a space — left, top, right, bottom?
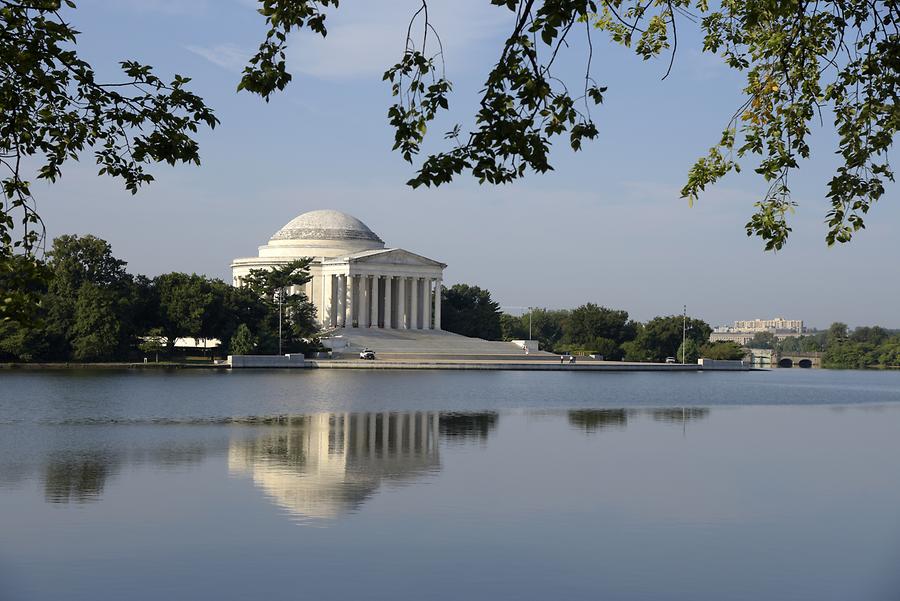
231, 210, 446, 330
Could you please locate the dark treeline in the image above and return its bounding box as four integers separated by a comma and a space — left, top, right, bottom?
442, 285, 899, 367
0, 235, 318, 362
440, 285, 743, 362
499, 306, 743, 362
8, 237, 894, 368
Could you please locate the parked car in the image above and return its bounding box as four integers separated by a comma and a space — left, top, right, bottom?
359, 348, 375, 360
665, 356, 677, 364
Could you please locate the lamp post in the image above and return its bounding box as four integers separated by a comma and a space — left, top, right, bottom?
276, 287, 284, 356
682, 304, 687, 364
501, 306, 534, 341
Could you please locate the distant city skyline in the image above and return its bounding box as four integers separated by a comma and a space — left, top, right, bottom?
31, 0, 899, 329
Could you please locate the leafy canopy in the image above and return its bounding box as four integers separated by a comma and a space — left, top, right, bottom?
441, 284, 503, 340
1, 0, 217, 322
0, 234, 278, 362
242, 258, 319, 344
4, 0, 897, 326
242, 0, 899, 250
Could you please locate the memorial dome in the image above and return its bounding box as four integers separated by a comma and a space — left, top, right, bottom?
271, 209, 383, 244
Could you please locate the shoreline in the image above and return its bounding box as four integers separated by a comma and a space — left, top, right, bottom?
0, 362, 219, 370
0, 360, 758, 372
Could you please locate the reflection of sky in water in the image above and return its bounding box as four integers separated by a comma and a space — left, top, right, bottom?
1, 370, 900, 601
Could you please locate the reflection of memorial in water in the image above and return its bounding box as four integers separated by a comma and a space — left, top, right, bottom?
228, 412, 444, 520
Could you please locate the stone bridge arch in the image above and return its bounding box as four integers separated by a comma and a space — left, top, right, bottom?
775, 352, 822, 368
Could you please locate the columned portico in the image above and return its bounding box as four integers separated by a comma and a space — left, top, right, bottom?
231, 210, 446, 332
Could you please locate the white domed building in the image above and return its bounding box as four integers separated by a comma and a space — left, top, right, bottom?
231, 210, 446, 330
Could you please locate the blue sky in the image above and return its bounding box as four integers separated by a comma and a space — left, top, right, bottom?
34, 0, 900, 328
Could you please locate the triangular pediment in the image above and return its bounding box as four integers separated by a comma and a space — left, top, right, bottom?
346, 248, 446, 267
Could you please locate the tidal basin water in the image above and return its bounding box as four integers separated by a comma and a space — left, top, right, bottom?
1, 369, 900, 601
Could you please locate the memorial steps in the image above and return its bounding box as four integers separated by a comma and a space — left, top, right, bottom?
325, 327, 557, 360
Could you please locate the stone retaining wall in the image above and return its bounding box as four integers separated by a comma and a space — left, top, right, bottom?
228, 354, 305, 368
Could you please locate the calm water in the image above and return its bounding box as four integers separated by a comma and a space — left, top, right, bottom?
1, 369, 900, 601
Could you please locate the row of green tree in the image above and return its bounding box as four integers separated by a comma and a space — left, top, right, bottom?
432, 285, 900, 367
440, 285, 744, 362
747, 323, 900, 369
27, 237, 892, 366
0, 235, 318, 362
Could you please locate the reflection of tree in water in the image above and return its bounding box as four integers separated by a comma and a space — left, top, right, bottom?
650, 408, 710, 423
568, 409, 630, 433
439, 412, 498, 441
43, 451, 120, 504
42, 442, 216, 504
568, 408, 711, 433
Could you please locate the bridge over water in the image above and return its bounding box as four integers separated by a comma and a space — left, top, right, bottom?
749, 349, 823, 369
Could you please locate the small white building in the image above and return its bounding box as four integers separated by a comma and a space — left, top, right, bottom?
231, 210, 446, 330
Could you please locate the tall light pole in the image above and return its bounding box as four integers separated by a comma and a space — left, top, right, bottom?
682, 304, 687, 364
501, 306, 534, 341
277, 287, 284, 355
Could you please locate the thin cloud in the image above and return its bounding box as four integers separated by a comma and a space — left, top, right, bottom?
287, 1, 511, 80
88, 0, 211, 16
186, 43, 250, 72
684, 49, 732, 82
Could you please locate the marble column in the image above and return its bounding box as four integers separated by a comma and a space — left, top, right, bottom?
320, 274, 333, 327
336, 275, 346, 327
424, 279, 433, 329
360, 276, 370, 328
345, 274, 354, 328
410, 277, 419, 329
397, 277, 407, 329
331, 276, 339, 326
383, 276, 392, 329
434, 278, 442, 330
369, 275, 379, 328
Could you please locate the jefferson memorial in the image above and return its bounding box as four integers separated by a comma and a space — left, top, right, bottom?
231, 210, 445, 330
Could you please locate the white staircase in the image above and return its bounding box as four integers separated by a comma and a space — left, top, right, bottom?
322, 328, 553, 358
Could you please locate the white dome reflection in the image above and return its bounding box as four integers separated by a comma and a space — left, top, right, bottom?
228, 412, 441, 520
